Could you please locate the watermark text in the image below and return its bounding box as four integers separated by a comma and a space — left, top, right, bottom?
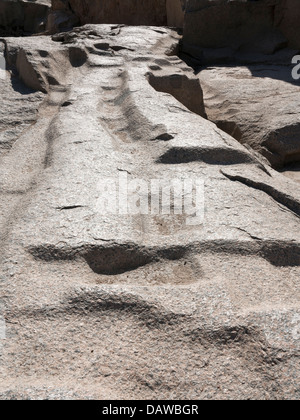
95, 173, 205, 226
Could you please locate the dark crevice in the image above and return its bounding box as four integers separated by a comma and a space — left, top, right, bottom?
152, 133, 174, 141
27, 238, 300, 271
260, 242, 300, 267
56, 205, 86, 211
157, 147, 256, 165
111, 45, 134, 52
27, 243, 189, 276
221, 170, 300, 218
61, 100, 73, 107
69, 46, 88, 68
215, 120, 243, 142
83, 245, 155, 275
43, 115, 60, 169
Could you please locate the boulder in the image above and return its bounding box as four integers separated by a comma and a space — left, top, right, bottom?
0, 0, 51, 36
198, 65, 300, 169
49, 0, 167, 29
277, 0, 300, 49
48, 0, 186, 33
182, 0, 300, 64
166, 0, 186, 27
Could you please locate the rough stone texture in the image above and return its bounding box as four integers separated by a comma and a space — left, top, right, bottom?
0, 0, 51, 36
182, 0, 300, 64
277, 0, 300, 49
48, 0, 186, 33
166, 0, 186, 27
0, 24, 299, 400
198, 65, 300, 169
0, 49, 44, 155
179, 0, 300, 180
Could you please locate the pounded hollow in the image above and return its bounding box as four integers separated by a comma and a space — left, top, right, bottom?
69, 46, 88, 68
157, 146, 255, 165
83, 245, 155, 275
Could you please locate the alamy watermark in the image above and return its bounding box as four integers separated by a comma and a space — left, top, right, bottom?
292, 55, 300, 81
95, 173, 205, 226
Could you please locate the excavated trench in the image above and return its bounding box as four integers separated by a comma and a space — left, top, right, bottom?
176, 0, 300, 179
3, 1, 298, 177
1, 17, 299, 261
0, 8, 300, 399
141, 34, 300, 178
176, 57, 300, 179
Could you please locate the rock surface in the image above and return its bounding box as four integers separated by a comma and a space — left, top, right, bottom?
0, 23, 299, 400
48, 0, 186, 33
182, 0, 300, 64
198, 65, 300, 169
0, 49, 44, 155
0, 0, 51, 36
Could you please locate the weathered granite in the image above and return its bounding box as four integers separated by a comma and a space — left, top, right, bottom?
0, 0, 51, 35
182, 0, 300, 64
0, 25, 299, 400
